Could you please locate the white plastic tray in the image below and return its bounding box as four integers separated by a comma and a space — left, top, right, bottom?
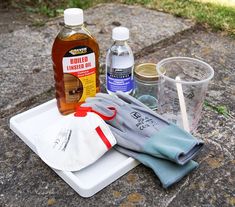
10, 99, 139, 197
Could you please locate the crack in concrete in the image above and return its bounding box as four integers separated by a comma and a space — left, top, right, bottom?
163, 136, 234, 207
163, 159, 233, 207
164, 177, 190, 207
134, 24, 202, 60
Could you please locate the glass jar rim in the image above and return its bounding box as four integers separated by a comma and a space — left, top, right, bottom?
134, 63, 161, 81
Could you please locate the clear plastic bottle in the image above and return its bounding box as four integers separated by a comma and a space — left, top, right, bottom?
105, 27, 134, 95
52, 8, 100, 115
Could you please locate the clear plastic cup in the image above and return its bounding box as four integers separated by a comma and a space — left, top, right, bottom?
156, 57, 214, 132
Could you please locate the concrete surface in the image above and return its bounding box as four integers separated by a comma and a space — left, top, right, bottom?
0, 3, 234, 207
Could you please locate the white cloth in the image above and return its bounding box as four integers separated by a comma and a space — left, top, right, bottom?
34, 112, 116, 171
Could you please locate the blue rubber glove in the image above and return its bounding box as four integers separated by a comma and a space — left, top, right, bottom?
82, 92, 203, 165
115, 146, 198, 188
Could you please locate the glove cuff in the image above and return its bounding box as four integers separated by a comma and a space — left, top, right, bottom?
144, 124, 203, 165
115, 146, 198, 188
138, 153, 199, 188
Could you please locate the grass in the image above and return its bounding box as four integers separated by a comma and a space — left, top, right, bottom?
204, 100, 234, 119
8, 0, 235, 35
121, 0, 235, 35
197, 0, 235, 8
8, 0, 109, 16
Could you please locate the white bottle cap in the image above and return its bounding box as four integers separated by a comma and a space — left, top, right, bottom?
64, 8, 84, 26
112, 27, 129, 41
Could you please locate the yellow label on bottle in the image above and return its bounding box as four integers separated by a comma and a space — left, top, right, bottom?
62, 46, 96, 103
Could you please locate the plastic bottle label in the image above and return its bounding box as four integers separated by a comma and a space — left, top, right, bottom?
106, 54, 134, 93
107, 66, 133, 92
62, 46, 96, 103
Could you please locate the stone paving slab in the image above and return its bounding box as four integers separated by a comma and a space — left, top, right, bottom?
0, 3, 194, 115
0, 3, 235, 207
1, 29, 234, 207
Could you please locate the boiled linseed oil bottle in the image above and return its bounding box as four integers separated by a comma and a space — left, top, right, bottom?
52, 8, 100, 115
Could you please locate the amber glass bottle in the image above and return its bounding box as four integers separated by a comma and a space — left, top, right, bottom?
52, 8, 100, 115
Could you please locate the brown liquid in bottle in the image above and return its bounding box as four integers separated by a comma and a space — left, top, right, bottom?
52, 32, 100, 115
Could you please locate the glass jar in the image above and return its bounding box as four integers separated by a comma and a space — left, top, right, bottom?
133, 63, 161, 110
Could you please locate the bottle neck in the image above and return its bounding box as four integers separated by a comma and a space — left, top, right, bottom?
58, 23, 92, 39
64, 24, 84, 29
113, 40, 128, 46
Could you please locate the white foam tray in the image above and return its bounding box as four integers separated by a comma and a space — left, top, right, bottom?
10, 99, 139, 197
